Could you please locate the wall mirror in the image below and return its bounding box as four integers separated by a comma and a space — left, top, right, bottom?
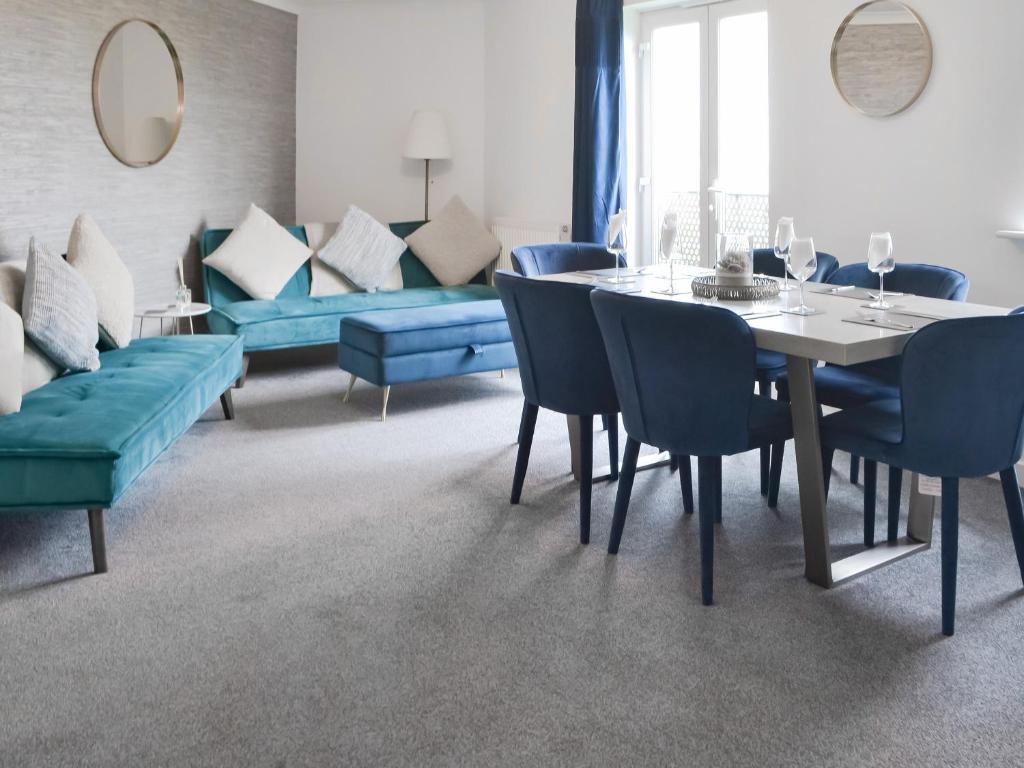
92, 19, 184, 167
831, 1, 932, 118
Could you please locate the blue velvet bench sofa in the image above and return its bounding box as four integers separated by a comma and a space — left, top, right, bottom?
338, 300, 516, 421
0, 334, 243, 575
201, 221, 498, 385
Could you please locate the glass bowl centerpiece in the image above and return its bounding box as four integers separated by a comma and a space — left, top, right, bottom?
715, 232, 754, 287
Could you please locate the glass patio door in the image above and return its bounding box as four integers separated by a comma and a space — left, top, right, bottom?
636, 0, 769, 267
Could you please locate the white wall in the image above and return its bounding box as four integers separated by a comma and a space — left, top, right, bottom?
483, 0, 576, 229
769, 0, 1024, 307
296, 0, 486, 224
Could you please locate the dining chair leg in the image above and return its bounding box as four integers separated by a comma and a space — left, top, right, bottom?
670, 454, 678, 473
510, 402, 539, 504
887, 465, 903, 543
678, 455, 694, 515
697, 456, 717, 606
579, 415, 594, 545
758, 373, 771, 496
608, 438, 642, 555
863, 460, 877, 548
767, 441, 784, 508
516, 399, 527, 444
999, 467, 1024, 586
850, 454, 861, 485
714, 457, 723, 524
606, 414, 619, 481
941, 477, 960, 637
601, 414, 609, 431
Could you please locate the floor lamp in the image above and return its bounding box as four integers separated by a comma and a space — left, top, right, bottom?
403, 110, 452, 221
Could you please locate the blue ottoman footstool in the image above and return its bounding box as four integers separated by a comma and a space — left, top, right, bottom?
338, 300, 517, 421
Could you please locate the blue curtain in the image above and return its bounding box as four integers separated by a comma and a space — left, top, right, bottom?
572, 0, 625, 246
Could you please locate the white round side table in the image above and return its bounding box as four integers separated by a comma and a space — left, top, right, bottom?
134, 302, 212, 337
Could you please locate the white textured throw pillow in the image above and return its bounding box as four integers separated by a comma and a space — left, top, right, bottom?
0, 261, 60, 392
315, 207, 407, 292
203, 204, 312, 300
22, 238, 100, 373
0, 303, 23, 415
306, 222, 403, 297
67, 214, 135, 348
404, 196, 500, 286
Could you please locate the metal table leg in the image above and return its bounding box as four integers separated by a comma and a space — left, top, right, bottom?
787, 355, 936, 588
786, 355, 834, 587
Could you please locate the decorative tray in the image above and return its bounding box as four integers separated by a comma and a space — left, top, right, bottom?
691, 276, 781, 302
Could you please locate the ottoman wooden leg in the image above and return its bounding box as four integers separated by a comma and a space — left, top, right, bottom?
381, 385, 391, 422
343, 373, 358, 403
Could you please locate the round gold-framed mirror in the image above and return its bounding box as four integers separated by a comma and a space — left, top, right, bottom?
92, 19, 184, 167
831, 1, 932, 118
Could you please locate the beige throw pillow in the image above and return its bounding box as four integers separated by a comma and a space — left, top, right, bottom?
306, 222, 403, 297
404, 196, 500, 286
0, 303, 23, 415
67, 214, 135, 348
0, 261, 60, 393
203, 204, 312, 300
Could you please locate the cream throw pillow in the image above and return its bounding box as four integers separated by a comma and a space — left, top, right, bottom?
315, 207, 406, 292
203, 204, 312, 300
0, 303, 23, 415
0, 260, 60, 393
404, 196, 500, 286
306, 222, 403, 297
67, 214, 135, 348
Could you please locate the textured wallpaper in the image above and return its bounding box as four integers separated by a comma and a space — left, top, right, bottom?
0, 0, 296, 308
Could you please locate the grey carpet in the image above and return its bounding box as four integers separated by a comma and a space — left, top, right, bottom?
2, 363, 1023, 767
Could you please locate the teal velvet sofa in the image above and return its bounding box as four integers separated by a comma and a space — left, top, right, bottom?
200, 221, 499, 378
0, 334, 243, 575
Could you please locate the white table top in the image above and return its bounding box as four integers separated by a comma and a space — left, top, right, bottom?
135, 302, 212, 319
538, 267, 1010, 366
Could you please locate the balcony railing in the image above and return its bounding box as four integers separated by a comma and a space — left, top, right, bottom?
657, 191, 770, 265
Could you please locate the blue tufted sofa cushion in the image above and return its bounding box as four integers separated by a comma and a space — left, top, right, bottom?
207, 285, 499, 351
0, 335, 242, 510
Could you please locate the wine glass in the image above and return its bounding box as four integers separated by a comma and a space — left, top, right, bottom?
781, 237, 819, 316
603, 209, 633, 285
774, 217, 796, 292
656, 211, 687, 295
867, 232, 895, 309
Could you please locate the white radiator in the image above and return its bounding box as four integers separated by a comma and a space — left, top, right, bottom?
490, 219, 569, 273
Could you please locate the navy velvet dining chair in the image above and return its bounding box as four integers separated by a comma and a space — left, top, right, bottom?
495, 271, 621, 544
511, 243, 625, 277
591, 291, 793, 605
751, 248, 840, 498
770, 263, 970, 546
818, 311, 1024, 636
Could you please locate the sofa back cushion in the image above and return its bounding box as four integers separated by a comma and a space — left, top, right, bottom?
201, 221, 487, 308
201, 226, 311, 309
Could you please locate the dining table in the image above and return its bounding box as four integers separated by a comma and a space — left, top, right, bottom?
534, 264, 1011, 589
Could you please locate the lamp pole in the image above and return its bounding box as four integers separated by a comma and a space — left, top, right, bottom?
423, 158, 431, 221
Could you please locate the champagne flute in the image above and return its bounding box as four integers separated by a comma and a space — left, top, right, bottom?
867, 232, 895, 309
655, 211, 687, 295
603, 209, 633, 285
781, 237, 819, 316
774, 217, 796, 291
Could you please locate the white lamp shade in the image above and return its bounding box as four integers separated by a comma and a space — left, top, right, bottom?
403, 110, 452, 160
